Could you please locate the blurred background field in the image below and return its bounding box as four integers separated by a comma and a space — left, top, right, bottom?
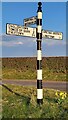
2, 57, 68, 81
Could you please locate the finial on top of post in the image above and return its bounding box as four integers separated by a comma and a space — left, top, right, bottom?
38, 2, 42, 6
37, 2, 42, 12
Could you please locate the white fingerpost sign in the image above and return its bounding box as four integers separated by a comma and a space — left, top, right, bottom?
6, 24, 36, 38
24, 16, 37, 26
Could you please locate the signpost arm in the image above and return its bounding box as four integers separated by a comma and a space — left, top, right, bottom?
37, 2, 43, 104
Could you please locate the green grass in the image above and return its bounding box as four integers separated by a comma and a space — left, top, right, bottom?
2, 84, 68, 119
2, 68, 67, 81
2, 68, 36, 80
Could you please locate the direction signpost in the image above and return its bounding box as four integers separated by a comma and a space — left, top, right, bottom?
6, 2, 63, 104
6, 24, 36, 37
42, 30, 63, 40
6, 24, 62, 40
24, 16, 37, 26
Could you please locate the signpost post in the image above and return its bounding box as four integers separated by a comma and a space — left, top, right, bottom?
6, 2, 63, 105
36, 2, 43, 104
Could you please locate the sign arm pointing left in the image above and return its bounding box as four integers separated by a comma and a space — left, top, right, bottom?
6, 23, 36, 38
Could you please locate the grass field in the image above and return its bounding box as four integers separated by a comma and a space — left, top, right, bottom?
2, 57, 68, 81
2, 84, 68, 119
